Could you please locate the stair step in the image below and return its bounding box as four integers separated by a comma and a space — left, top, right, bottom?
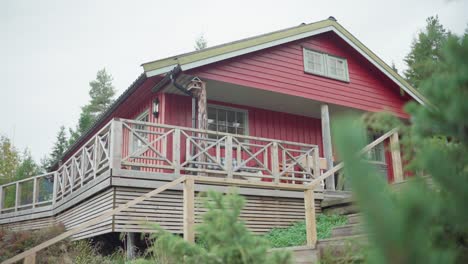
269, 246, 318, 264
347, 213, 362, 224
331, 223, 365, 237
317, 235, 367, 260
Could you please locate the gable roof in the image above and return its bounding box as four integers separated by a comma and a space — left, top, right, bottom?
142, 17, 427, 105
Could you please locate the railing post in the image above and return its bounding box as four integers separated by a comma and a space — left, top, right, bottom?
304, 189, 317, 248
15, 182, 20, 212
52, 172, 58, 205
321, 104, 335, 190
32, 178, 38, 208
312, 147, 320, 179
390, 131, 404, 183
226, 135, 233, 179
271, 142, 280, 183
109, 119, 123, 174
173, 129, 181, 175
183, 177, 195, 243
23, 252, 36, 264
0, 185, 3, 213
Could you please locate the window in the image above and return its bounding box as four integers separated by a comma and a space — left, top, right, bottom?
367, 134, 385, 163
130, 110, 150, 153
207, 105, 248, 138
303, 48, 349, 82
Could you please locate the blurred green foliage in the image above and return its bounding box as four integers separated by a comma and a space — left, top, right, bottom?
333, 33, 468, 263
135, 191, 292, 264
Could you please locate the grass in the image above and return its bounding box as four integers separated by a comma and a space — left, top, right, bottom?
264, 214, 348, 248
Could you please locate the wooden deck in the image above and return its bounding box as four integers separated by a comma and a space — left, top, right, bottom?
0, 118, 331, 239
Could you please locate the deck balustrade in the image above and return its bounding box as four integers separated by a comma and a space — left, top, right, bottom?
0, 118, 321, 214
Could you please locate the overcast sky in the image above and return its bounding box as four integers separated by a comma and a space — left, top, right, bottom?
1, 0, 467, 161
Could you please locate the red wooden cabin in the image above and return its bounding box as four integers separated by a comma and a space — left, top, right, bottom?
0, 17, 425, 242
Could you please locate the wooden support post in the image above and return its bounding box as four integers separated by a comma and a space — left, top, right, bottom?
52, 172, 58, 205
390, 132, 404, 183
15, 182, 20, 212
225, 136, 233, 178
183, 177, 195, 243
173, 128, 181, 175
126, 232, 136, 260
271, 142, 280, 183
304, 189, 317, 248
0, 185, 3, 212
192, 79, 207, 173
23, 253, 36, 264
110, 119, 123, 173
32, 178, 38, 208
321, 104, 335, 190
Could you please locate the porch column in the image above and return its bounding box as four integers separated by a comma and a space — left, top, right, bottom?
189, 77, 207, 173
321, 104, 335, 190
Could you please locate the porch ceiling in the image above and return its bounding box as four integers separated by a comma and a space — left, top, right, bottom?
164, 75, 364, 119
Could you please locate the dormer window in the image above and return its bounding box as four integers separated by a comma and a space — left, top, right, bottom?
303, 48, 349, 82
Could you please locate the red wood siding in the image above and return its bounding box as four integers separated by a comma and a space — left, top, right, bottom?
189, 31, 410, 118
163, 93, 323, 154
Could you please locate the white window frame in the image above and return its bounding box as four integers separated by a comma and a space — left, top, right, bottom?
130, 109, 150, 154
207, 104, 249, 137
366, 133, 386, 164
303, 48, 350, 82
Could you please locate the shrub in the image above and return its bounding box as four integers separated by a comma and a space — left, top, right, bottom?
264, 214, 348, 248
135, 190, 292, 264
0, 225, 125, 264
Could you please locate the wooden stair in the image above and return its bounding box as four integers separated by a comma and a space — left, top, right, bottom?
317, 198, 368, 262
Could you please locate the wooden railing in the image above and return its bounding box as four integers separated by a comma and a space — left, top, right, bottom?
55, 122, 112, 203
0, 118, 321, 215
306, 128, 402, 190
1, 127, 403, 264
0, 172, 56, 214
119, 119, 320, 183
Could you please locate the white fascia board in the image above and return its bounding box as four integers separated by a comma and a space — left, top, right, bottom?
146, 64, 178, 77
331, 29, 425, 106
180, 26, 335, 71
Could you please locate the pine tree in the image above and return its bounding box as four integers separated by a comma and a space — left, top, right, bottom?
391, 61, 398, 73
139, 191, 292, 264
69, 68, 115, 145
15, 149, 43, 180
333, 32, 468, 263
46, 126, 69, 170
404, 16, 449, 89
0, 136, 20, 184
194, 34, 208, 51
87, 68, 115, 116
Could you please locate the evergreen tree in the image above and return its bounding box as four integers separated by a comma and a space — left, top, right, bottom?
69, 68, 115, 145
404, 16, 449, 89
194, 34, 208, 51
390, 61, 398, 73
0, 136, 20, 184
334, 32, 468, 263
87, 68, 115, 116
46, 126, 69, 170
15, 149, 43, 180
139, 191, 291, 264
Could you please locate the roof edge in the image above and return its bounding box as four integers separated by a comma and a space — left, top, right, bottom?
142, 19, 428, 105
